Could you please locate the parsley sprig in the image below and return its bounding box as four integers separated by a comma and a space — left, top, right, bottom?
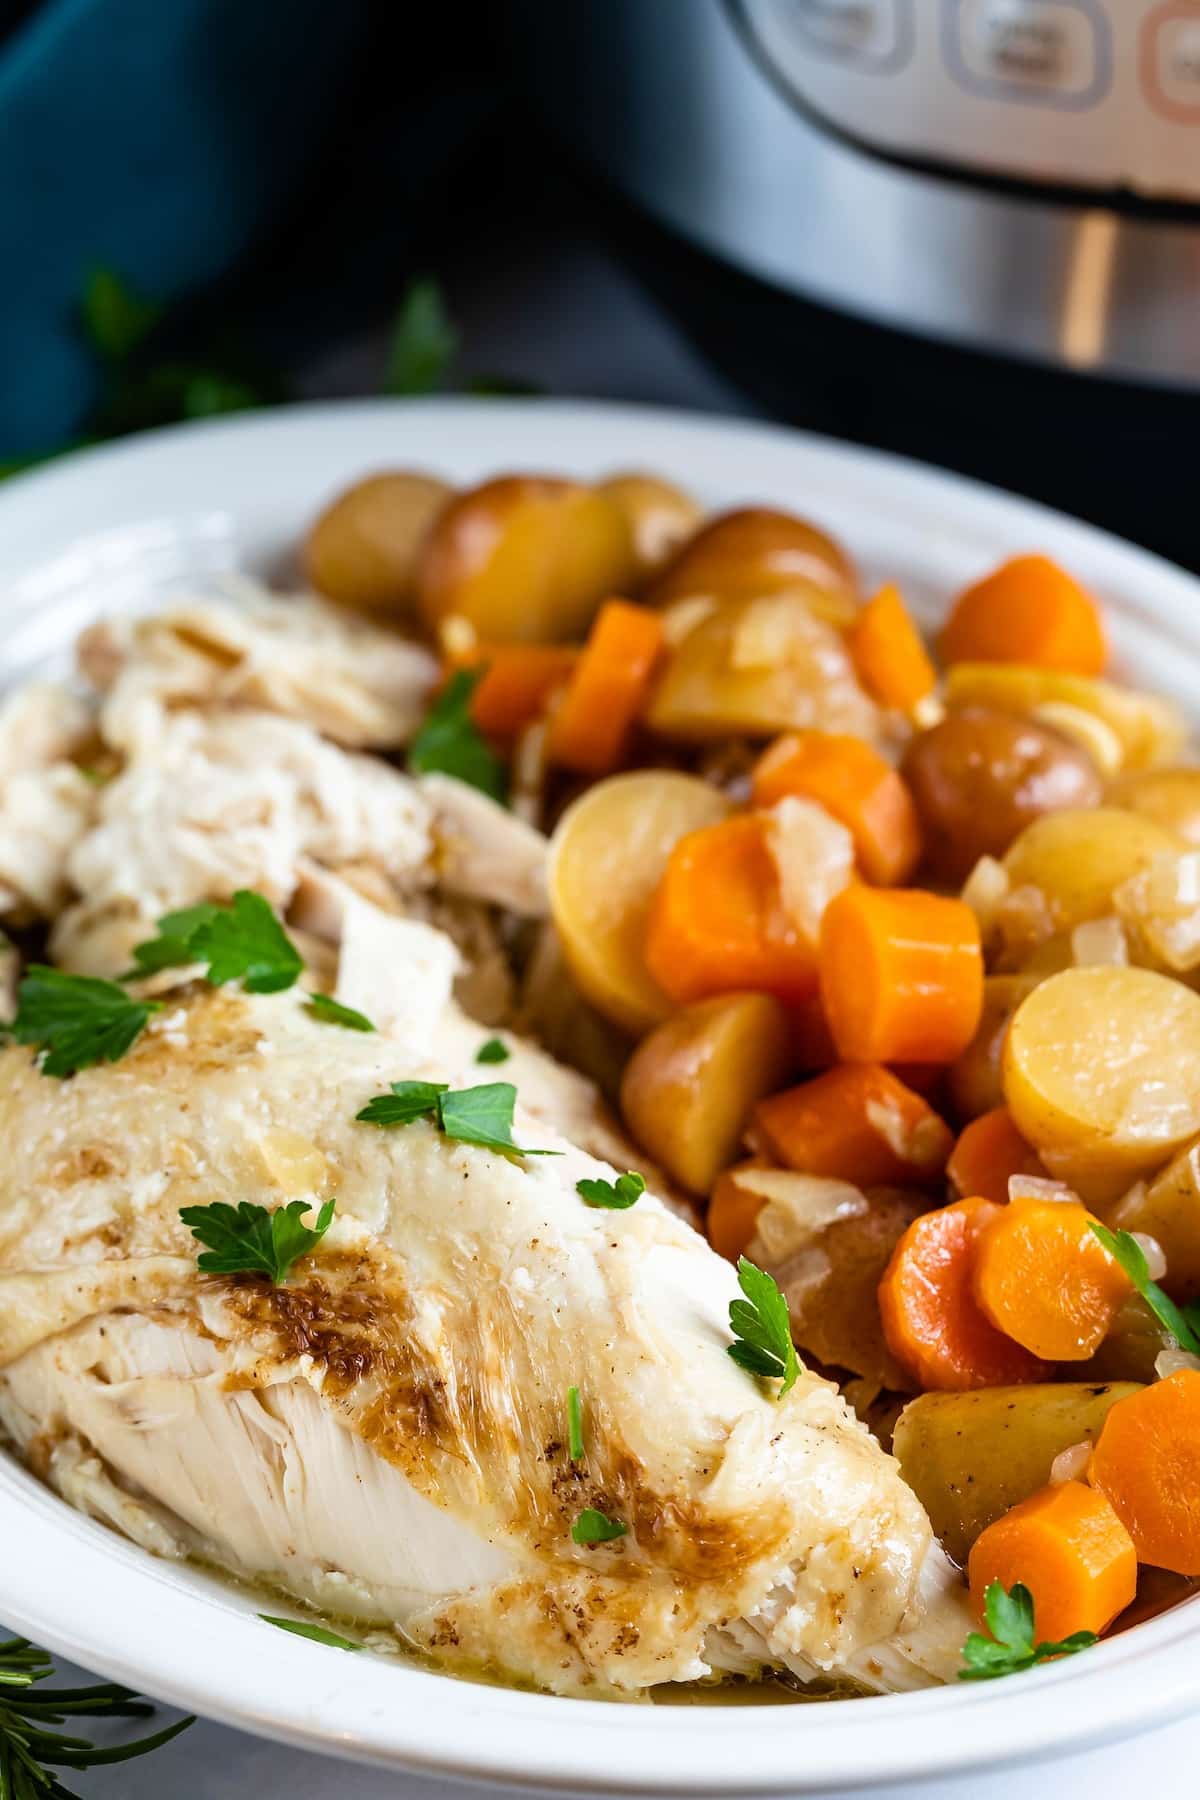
408, 668, 507, 802
180, 1198, 336, 1283
567, 1386, 584, 1461
571, 1509, 627, 1546
576, 1171, 645, 1211
0, 1634, 192, 1797
727, 1257, 799, 1399
356, 1079, 557, 1159
476, 1037, 510, 1064
1089, 1221, 1200, 1353
959, 1581, 1097, 1681
306, 993, 375, 1033
9, 967, 161, 1078
131, 891, 302, 993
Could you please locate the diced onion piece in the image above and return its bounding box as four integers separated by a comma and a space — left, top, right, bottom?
1032, 701, 1124, 777
737, 1169, 869, 1262
1049, 1441, 1093, 1485
763, 795, 855, 947
1155, 1347, 1200, 1379
1115, 851, 1200, 973
660, 595, 719, 649
1070, 915, 1128, 967
961, 854, 1010, 938
1129, 1230, 1167, 1282
1007, 1173, 1081, 1205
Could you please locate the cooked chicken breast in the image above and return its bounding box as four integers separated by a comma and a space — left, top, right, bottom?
0, 683, 97, 921
0, 986, 967, 1698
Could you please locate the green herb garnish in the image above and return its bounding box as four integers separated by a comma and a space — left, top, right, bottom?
408, 668, 507, 803
385, 277, 458, 396
258, 1616, 362, 1652
0, 1633, 192, 1797
10, 967, 161, 1078
131, 890, 303, 993
1089, 1221, 1200, 1352
567, 1386, 584, 1461
356, 1078, 557, 1158
475, 1037, 510, 1064
179, 1198, 336, 1283
305, 993, 375, 1033
726, 1257, 799, 1400
571, 1509, 627, 1546
959, 1581, 1097, 1681
576, 1171, 645, 1211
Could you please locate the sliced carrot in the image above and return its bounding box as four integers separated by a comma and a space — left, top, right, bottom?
754, 1063, 952, 1190
939, 555, 1107, 676
948, 1106, 1047, 1205
878, 1197, 1050, 1390
972, 1197, 1131, 1361
751, 730, 922, 885
968, 1482, 1136, 1643
707, 1161, 770, 1263
644, 814, 822, 1006
819, 886, 983, 1064
448, 644, 578, 741
849, 583, 937, 715
1090, 1371, 1200, 1574
547, 599, 664, 775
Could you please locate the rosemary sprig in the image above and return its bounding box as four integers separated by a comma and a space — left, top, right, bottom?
0, 1636, 192, 1797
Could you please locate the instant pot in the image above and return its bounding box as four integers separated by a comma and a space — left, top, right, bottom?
510, 1, 1200, 566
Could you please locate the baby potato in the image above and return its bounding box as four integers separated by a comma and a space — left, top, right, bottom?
647, 506, 857, 619
304, 470, 452, 615
594, 473, 702, 583
893, 1383, 1140, 1566
1002, 807, 1182, 932
548, 771, 731, 1034
619, 993, 792, 1194
944, 663, 1187, 772
901, 708, 1102, 885
415, 475, 635, 643
947, 972, 1041, 1121
1112, 1135, 1200, 1302
1108, 767, 1200, 846
1081, 1295, 1176, 1384
1004, 965, 1200, 1203
645, 592, 878, 743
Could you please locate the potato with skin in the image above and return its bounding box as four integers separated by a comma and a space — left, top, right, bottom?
1002, 807, 1182, 932
944, 663, 1186, 772
901, 708, 1102, 885
1112, 1137, 1200, 1302
547, 771, 731, 1035
647, 505, 857, 618
619, 993, 792, 1195
893, 1383, 1141, 1566
1079, 1295, 1175, 1384
1107, 767, 1200, 846
415, 475, 635, 643
595, 473, 702, 583
305, 470, 452, 615
1004, 965, 1200, 1204
947, 972, 1042, 1121
645, 592, 878, 743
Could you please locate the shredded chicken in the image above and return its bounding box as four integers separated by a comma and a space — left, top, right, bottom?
0, 683, 98, 919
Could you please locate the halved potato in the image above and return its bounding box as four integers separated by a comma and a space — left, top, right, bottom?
595, 473, 702, 583
1108, 767, 1200, 845
647, 506, 857, 615
644, 593, 877, 743
1002, 807, 1182, 932
944, 663, 1186, 771
894, 1382, 1140, 1565
1004, 965, 1200, 1202
304, 470, 452, 614
1112, 1135, 1200, 1302
619, 993, 791, 1194
415, 475, 635, 642
547, 771, 731, 1034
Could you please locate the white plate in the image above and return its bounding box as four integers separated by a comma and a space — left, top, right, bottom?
1, 399, 1199, 1796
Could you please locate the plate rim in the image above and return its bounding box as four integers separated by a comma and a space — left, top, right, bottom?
2, 395, 1200, 1794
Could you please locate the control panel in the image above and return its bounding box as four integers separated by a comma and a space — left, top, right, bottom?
736, 0, 1200, 199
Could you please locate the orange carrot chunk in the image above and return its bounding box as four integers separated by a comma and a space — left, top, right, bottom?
644, 814, 824, 1007
547, 599, 664, 775
464, 645, 578, 741
754, 1063, 952, 1190
972, 1197, 1131, 1361
751, 731, 923, 886
947, 1106, 1047, 1205
968, 1482, 1136, 1644
849, 583, 937, 715
878, 1197, 1050, 1390
707, 1162, 770, 1263
819, 886, 983, 1064
939, 555, 1107, 676
1090, 1371, 1200, 1575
